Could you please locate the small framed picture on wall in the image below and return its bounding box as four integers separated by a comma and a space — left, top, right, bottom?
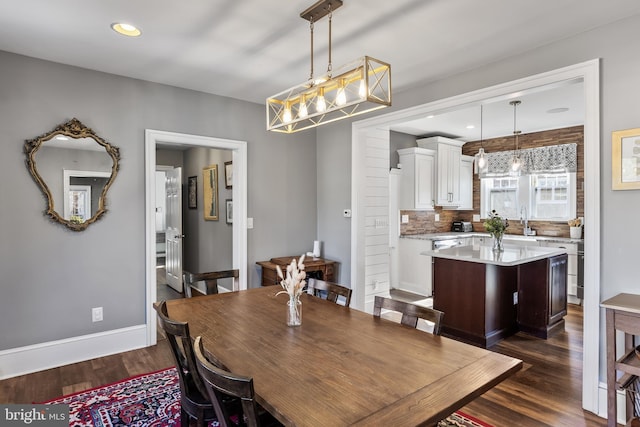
226, 199, 233, 224
188, 176, 197, 209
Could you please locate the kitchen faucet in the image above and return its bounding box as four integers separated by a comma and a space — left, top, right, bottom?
520, 205, 532, 236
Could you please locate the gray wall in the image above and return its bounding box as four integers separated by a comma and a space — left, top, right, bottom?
183, 147, 233, 276
316, 13, 640, 383
0, 50, 316, 350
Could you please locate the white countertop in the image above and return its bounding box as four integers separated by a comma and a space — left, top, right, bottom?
421, 244, 567, 266
403, 232, 583, 245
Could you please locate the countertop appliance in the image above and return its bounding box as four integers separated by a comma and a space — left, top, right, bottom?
451, 221, 473, 232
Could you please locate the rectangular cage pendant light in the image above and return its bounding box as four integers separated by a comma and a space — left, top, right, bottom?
267, 56, 391, 133
266, 0, 391, 134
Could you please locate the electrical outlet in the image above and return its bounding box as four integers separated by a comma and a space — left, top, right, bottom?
92, 307, 103, 322
401, 214, 409, 224
473, 214, 480, 222
513, 292, 518, 305
434, 214, 440, 222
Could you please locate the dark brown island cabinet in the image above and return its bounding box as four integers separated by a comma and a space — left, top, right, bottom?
427, 244, 568, 348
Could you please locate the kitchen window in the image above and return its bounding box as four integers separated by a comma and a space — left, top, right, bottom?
480, 172, 576, 221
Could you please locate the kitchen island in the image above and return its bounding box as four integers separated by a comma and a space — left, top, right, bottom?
422, 244, 568, 348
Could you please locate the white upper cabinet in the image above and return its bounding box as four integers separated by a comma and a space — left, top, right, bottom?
417, 136, 466, 207
459, 155, 475, 210
397, 147, 435, 210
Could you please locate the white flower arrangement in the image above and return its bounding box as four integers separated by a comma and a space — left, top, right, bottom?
275, 254, 307, 300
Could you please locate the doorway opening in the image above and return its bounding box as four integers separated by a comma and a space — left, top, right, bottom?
144, 130, 248, 346
351, 60, 600, 413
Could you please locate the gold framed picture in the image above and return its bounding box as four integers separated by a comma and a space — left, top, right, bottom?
203, 164, 218, 220
612, 128, 640, 190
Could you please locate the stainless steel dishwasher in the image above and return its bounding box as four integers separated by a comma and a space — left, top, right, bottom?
577, 241, 584, 300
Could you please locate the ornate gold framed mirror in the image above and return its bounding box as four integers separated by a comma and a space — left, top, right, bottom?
24, 118, 120, 231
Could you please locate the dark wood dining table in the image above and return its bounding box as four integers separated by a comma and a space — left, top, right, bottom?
166, 286, 522, 426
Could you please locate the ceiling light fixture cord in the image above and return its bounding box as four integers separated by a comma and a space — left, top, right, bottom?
327, 5, 333, 77
309, 17, 314, 83
510, 100, 522, 174
480, 104, 484, 149
475, 104, 487, 174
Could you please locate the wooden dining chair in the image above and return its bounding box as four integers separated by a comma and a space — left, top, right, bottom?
183, 269, 239, 297
373, 296, 444, 335
306, 278, 352, 307
154, 301, 219, 427
194, 336, 282, 427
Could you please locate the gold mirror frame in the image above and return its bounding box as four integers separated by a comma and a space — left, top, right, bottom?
24, 118, 120, 231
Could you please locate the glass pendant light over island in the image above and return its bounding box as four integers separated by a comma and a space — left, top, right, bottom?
510, 100, 522, 175
266, 0, 391, 133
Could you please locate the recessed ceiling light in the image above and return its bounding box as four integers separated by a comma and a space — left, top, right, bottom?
466, 125, 475, 129
427, 115, 435, 119
547, 107, 569, 114
111, 22, 141, 37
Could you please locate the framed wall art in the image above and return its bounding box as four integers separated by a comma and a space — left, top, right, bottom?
612, 127, 640, 190
202, 164, 218, 220
187, 176, 197, 209
224, 161, 233, 189
226, 199, 233, 224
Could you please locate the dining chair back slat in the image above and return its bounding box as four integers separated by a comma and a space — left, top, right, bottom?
373, 296, 444, 335
306, 278, 352, 307
183, 269, 239, 297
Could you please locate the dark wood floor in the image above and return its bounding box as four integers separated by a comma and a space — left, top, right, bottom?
0, 303, 606, 426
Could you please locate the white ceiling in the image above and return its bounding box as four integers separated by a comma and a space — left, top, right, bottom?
2, 0, 639, 136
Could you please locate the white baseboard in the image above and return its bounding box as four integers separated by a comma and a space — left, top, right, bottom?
598, 381, 628, 425
0, 325, 148, 380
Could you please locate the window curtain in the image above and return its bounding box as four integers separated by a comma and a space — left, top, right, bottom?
480, 143, 577, 177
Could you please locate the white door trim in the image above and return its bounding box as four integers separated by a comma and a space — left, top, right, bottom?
144, 130, 248, 346
351, 59, 601, 414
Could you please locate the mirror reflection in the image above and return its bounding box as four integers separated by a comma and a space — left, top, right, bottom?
25, 118, 120, 231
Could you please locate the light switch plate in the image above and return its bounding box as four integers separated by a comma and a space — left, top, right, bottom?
247, 217, 254, 229
473, 214, 480, 222
434, 214, 440, 222
401, 214, 409, 224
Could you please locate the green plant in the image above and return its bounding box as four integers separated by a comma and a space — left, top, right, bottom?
484, 210, 508, 235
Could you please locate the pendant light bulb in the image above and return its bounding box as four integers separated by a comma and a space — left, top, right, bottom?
299, 96, 308, 118
336, 80, 346, 106
283, 102, 292, 123
359, 79, 366, 98
477, 148, 487, 169
511, 155, 522, 172
316, 87, 326, 113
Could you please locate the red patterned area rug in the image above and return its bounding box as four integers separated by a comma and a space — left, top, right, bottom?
42, 367, 492, 427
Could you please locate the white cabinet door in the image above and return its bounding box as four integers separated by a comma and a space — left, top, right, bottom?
435, 144, 461, 206
459, 155, 474, 210
397, 148, 435, 210
397, 238, 432, 296
415, 153, 435, 209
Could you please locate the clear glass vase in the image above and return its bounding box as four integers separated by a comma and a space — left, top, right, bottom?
287, 296, 302, 327
492, 232, 504, 252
